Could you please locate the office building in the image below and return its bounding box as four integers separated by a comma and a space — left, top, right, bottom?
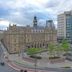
57, 10, 72, 43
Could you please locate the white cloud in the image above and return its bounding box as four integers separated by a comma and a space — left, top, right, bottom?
0, 20, 10, 30
0, 0, 72, 29
0, 20, 9, 26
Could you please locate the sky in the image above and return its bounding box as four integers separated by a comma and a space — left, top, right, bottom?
0, 0, 72, 30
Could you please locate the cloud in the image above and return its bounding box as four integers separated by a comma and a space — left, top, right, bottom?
0, 0, 72, 29
45, 0, 60, 8
0, 20, 9, 30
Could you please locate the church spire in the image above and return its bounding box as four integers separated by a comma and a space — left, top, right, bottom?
33, 16, 37, 28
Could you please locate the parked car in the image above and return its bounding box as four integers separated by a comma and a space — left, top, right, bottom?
61, 66, 71, 69
20, 69, 27, 72
5, 56, 8, 59
0, 62, 5, 66
24, 70, 27, 72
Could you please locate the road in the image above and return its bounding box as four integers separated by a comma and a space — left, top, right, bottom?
0, 62, 18, 72
0, 43, 19, 72
14, 60, 72, 72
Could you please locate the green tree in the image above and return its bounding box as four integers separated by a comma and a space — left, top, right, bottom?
48, 43, 55, 57
56, 43, 63, 57
53, 44, 59, 57
48, 43, 63, 57
61, 39, 70, 53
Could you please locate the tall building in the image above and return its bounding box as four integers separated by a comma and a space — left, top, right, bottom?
3, 16, 57, 54
46, 20, 55, 29
57, 10, 72, 43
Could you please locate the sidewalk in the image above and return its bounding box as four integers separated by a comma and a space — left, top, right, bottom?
0, 41, 9, 56
8, 53, 72, 68
1, 41, 72, 69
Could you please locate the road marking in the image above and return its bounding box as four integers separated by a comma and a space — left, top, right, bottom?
7, 62, 20, 71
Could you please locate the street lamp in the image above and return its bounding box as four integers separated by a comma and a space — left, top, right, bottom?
34, 56, 37, 72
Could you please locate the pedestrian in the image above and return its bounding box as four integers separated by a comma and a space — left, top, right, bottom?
20, 69, 23, 72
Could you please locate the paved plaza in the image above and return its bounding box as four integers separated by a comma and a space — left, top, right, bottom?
8, 52, 72, 68
1, 41, 72, 72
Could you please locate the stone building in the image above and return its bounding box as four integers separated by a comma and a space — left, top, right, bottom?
3, 16, 57, 54
0, 30, 4, 41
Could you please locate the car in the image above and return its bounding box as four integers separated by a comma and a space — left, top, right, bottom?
4, 56, 8, 59
0, 62, 5, 66
20, 69, 27, 72
61, 66, 71, 69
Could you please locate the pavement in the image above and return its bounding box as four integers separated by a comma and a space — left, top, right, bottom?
1, 41, 72, 72
5, 50, 72, 72
0, 62, 18, 72
0, 41, 58, 72
8, 51, 72, 68
0, 42, 19, 72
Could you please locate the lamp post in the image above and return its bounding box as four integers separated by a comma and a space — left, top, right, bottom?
18, 49, 20, 56
34, 57, 37, 72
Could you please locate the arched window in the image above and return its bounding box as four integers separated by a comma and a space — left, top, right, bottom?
27, 46, 30, 48
47, 44, 48, 47
40, 44, 41, 48
31, 45, 33, 48
43, 43, 44, 46
35, 44, 36, 48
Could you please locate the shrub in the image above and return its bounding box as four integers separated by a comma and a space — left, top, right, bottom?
49, 56, 60, 59
30, 55, 42, 59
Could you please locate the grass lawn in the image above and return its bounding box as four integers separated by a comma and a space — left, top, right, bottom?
27, 48, 46, 55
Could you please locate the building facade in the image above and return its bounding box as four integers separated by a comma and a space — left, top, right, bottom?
3, 16, 57, 54
57, 10, 72, 43
0, 30, 4, 41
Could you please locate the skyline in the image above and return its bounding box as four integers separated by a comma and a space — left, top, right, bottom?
0, 0, 72, 30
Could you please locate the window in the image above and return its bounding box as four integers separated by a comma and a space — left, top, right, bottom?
14, 39, 16, 42
43, 43, 44, 46
14, 48, 16, 51
47, 44, 48, 47
31, 45, 33, 48
27, 46, 30, 48
28, 39, 29, 42
40, 44, 41, 48
34, 44, 36, 48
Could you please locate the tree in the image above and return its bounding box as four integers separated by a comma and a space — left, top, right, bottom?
56, 43, 64, 57
53, 44, 60, 57
48, 43, 55, 57
61, 39, 70, 53
48, 43, 63, 57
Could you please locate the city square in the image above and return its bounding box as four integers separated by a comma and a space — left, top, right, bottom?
0, 0, 72, 72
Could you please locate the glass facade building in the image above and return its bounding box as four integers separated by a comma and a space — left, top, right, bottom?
66, 14, 72, 43
57, 11, 72, 43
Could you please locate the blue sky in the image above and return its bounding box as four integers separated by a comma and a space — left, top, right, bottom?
0, 0, 72, 30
